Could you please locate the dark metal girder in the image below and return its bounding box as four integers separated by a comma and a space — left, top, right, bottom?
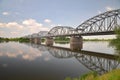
76, 9, 120, 30
41, 31, 115, 38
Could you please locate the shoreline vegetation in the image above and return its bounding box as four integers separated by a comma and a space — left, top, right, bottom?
54, 39, 112, 43
65, 69, 120, 80
0, 37, 113, 42
0, 37, 30, 42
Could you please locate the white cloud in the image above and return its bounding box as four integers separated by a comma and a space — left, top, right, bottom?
105, 6, 114, 11
2, 12, 9, 15
23, 19, 43, 27
0, 19, 49, 38
23, 19, 49, 33
10, 31, 19, 35
7, 22, 23, 29
0, 22, 24, 30
44, 19, 51, 23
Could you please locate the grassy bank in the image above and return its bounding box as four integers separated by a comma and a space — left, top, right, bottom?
65, 69, 120, 80
96, 69, 120, 80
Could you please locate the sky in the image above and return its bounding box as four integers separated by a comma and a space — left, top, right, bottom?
0, 0, 120, 38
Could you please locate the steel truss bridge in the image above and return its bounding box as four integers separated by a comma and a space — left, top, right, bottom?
24, 43, 120, 75
24, 9, 120, 38
22, 9, 120, 75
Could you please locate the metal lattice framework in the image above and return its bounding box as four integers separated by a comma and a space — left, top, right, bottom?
76, 9, 120, 35
38, 31, 48, 37
46, 26, 76, 37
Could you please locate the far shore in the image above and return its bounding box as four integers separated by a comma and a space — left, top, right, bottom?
55, 39, 113, 43
0, 37, 114, 42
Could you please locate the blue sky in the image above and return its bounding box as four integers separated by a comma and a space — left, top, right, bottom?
0, 0, 120, 38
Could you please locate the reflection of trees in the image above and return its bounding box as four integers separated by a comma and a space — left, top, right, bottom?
110, 40, 120, 55
109, 27, 120, 60
26, 43, 120, 75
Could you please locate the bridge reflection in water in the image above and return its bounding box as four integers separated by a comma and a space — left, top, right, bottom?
24, 43, 120, 75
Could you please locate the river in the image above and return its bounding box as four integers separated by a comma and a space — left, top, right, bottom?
0, 41, 119, 80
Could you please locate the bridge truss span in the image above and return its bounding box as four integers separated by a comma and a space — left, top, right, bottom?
24, 9, 120, 38
47, 26, 77, 37
76, 9, 120, 35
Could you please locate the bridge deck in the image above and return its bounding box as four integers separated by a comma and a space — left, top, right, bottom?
41, 31, 115, 37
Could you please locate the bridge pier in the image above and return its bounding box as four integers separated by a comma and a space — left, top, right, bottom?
30, 38, 34, 43
70, 36, 83, 50
34, 38, 41, 44
45, 37, 54, 46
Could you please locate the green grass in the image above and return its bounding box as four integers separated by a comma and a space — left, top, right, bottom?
64, 71, 98, 80
95, 69, 120, 80
64, 69, 120, 80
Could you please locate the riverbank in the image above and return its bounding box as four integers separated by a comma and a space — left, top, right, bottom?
0, 37, 113, 42
83, 39, 112, 41
65, 69, 120, 80
54, 39, 112, 43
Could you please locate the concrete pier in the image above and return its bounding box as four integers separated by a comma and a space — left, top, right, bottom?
70, 36, 83, 50
45, 37, 54, 46
30, 38, 34, 43
34, 38, 41, 44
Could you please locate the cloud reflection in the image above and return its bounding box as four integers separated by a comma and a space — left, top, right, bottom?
0, 42, 42, 61
44, 57, 50, 61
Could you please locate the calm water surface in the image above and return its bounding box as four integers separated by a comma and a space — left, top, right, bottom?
0, 41, 119, 80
